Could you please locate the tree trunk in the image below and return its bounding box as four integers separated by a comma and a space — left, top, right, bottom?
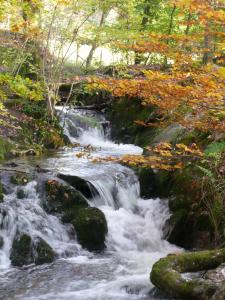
86, 43, 97, 68
202, 26, 213, 65
164, 4, 176, 66
134, 0, 151, 65
86, 11, 107, 68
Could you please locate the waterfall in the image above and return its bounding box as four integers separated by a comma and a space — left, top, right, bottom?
0, 106, 179, 300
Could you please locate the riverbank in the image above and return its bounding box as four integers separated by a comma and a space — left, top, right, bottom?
0, 99, 66, 161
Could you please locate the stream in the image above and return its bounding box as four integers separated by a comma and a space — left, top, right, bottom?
0, 107, 179, 300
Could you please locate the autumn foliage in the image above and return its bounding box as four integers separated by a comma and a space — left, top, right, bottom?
86, 0, 225, 170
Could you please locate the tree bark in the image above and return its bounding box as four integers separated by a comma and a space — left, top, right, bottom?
86, 11, 107, 68
135, 0, 151, 65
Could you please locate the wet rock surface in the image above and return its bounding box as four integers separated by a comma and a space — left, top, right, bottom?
57, 173, 96, 198
45, 178, 108, 252
71, 207, 108, 252
45, 178, 88, 214
10, 234, 55, 267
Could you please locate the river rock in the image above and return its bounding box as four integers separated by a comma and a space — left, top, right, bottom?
0, 236, 4, 249
10, 234, 55, 267
71, 207, 108, 252
17, 188, 26, 199
10, 234, 33, 266
34, 237, 55, 265
57, 173, 96, 198
0, 182, 4, 202
45, 179, 108, 252
10, 174, 31, 185
45, 179, 88, 213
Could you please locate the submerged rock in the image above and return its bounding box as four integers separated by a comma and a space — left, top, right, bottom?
72, 207, 108, 252
150, 248, 225, 299
10, 234, 55, 267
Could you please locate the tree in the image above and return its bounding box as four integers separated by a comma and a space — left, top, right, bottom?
87, 0, 225, 168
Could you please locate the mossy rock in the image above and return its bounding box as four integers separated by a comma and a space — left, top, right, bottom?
58, 173, 95, 198
150, 249, 225, 299
10, 234, 55, 267
72, 207, 108, 252
0, 182, 4, 203
107, 97, 154, 144
166, 209, 190, 247
17, 189, 26, 199
10, 174, 31, 185
151, 124, 186, 145
195, 212, 213, 232
42, 128, 65, 149
169, 195, 191, 212
10, 234, 33, 267
45, 178, 108, 252
134, 126, 158, 148
45, 179, 88, 214
34, 238, 55, 265
0, 236, 4, 249
138, 168, 158, 198
138, 168, 175, 199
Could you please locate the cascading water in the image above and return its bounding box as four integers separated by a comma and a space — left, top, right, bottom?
0, 106, 179, 300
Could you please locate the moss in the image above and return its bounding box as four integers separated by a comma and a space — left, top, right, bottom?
0, 137, 13, 161
169, 195, 191, 212
135, 127, 158, 148
107, 97, 154, 143
10, 174, 32, 185
10, 234, 32, 267
45, 179, 88, 214
138, 168, 157, 198
195, 212, 213, 232
34, 238, 55, 265
72, 207, 108, 252
150, 249, 225, 299
138, 168, 174, 198
58, 173, 95, 199
167, 209, 189, 246
10, 234, 55, 267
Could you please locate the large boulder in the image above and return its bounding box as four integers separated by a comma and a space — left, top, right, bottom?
10, 234, 55, 267
71, 207, 108, 252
